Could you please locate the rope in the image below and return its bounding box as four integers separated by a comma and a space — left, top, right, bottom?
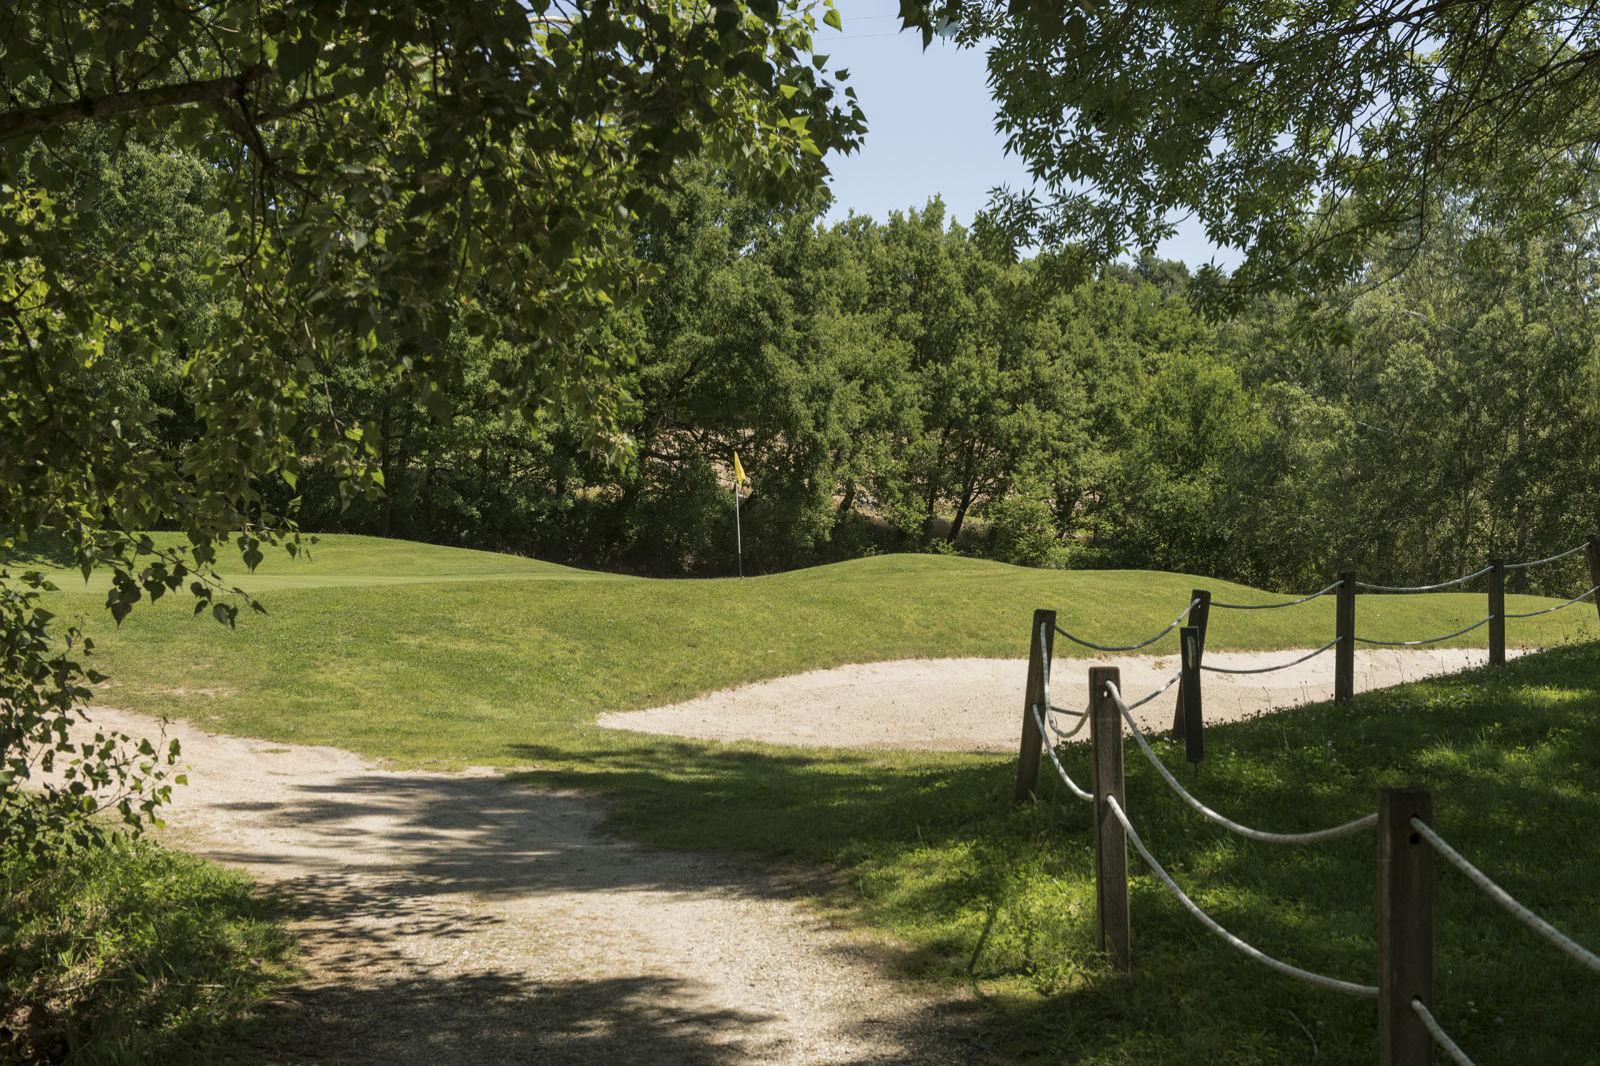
1108, 682, 1379, 845
1054, 599, 1200, 653
1031, 703, 1093, 803
1210, 579, 1344, 611
1502, 584, 1600, 619
1353, 615, 1494, 647
1200, 639, 1340, 675
1042, 673, 1180, 745
1121, 670, 1183, 710
1038, 619, 1090, 744
1105, 795, 1378, 997
1410, 817, 1600, 976
1047, 704, 1090, 742
1505, 542, 1587, 571
1044, 668, 1180, 745
1032, 626, 1093, 799
1412, 999, 1477, 1066
1356, 566, 1493, 593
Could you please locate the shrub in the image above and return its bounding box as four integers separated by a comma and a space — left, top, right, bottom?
987, 489, 1071, 569
1, 826, 295, 1065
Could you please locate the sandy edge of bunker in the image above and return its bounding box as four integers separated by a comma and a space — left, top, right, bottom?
600, 647, 1525, 751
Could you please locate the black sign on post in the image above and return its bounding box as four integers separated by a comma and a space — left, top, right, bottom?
1172, 589, 1210, 739
1179, 625, 1204, 764
1013, 608, 1056, 805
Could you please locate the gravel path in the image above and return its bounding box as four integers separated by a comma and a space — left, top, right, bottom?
82, 708, 974, 1065
84, 647, 1514, 1061
600, 647, 1523, 751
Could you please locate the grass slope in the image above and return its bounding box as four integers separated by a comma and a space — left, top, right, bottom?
30, 532, 613, 594
39, 536, 1600, 765
33, 535, 1600, 1063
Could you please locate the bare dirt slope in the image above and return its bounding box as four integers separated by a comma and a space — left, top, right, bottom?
600, 647, 1522, 751
83, 707, 974, 1066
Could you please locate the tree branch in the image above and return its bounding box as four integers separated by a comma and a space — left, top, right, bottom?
0, 64, 268, 143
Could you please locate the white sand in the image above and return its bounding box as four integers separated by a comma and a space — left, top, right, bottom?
601, 647, 1525, 752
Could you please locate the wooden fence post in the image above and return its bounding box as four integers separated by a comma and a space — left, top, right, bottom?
1090, 666, 1130, 971
1378, 787, 1434, 1066
1014, 608, 1056, 804
1488, 560, 1506, 667
1335, 571, 1355, 702
1587, 537, 1600, 623
1178, 625, 1204, 764
1172, 588, 1210, 740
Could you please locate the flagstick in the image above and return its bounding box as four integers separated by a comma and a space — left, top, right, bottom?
734, 485, 744, 578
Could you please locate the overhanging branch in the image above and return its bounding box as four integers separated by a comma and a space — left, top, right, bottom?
0, 64, 268, 143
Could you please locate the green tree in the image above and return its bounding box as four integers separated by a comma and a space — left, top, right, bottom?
0, 1, 863, 845
1225, 203, 1600, 590
912, 2, 1600, 295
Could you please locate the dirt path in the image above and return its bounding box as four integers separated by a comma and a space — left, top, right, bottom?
600, 647, 1524, 750
84, 707, 974, 1065
87, 648, 1515, 1060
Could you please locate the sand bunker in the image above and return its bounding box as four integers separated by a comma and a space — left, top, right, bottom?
601, 647, 1525, 752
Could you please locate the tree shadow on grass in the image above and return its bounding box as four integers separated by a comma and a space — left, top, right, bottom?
141, 643, 1600, 1063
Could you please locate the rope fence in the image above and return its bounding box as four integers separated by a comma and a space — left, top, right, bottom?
1108, 681, 1378, 845
1353, 614, 1495, 648
1010, 535, 1600, 1064
1105, 794, 1379, 997
1199, 638, 1339, 674
1046, 714, 1087, 745
1016, 657, 1599, 1065
1411, 1000, 1476, 1066
1410, 817, 1600, 975
1210, 579, 1343, 611
1355, 565, 1494, 593
1120, 670, 1182, 710
1503, 583, 1600, 619
1053, 598, 1199, 653
1030, 702, 1092, 803
1505, 541, 1587, 571
1041, 536, 1596, 701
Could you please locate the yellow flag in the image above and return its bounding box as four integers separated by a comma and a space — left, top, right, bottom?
732, 451, 749, 490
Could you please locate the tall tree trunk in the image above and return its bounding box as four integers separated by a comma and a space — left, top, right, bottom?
837, 478, 857, 516
948, 494, 972, 543
946, 441, 980, 543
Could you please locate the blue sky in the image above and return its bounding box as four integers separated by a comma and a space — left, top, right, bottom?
818, 1, 1241, 270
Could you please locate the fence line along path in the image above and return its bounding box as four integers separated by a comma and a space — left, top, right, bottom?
1010, 538, 1600, 1065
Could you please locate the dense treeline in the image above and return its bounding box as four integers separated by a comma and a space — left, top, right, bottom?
86, 154, 1600, 591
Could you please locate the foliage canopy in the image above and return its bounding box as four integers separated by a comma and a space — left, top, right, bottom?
0, 0, 862, 845
909, 1, 1600, 296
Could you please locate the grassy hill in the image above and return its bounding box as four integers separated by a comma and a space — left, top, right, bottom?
35, 534, 1600, 1063
38, 534, 1600, 765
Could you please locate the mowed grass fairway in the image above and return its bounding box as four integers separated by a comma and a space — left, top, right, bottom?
40, 535, 1600, 1063
40, 534, 1599, 763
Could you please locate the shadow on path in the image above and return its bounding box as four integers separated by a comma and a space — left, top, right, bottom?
80, 708, 984, 1065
